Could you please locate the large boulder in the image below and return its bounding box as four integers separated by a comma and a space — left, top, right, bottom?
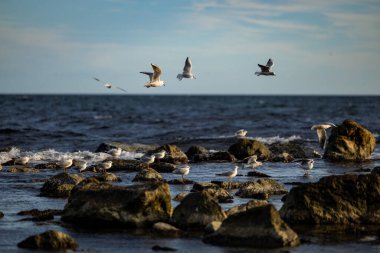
203, 204, 300, 248
40, 173, 83, 198
226, 199, 269, 217
324, 120, 376, 161
186, 145, 209, 162
17, 230, 78, 250
62, 182, 172, 228
171, 191, 227, 229
106, 159, 147, 172
151, 162, 177, 173
280, 173, 380, 224
228, 139, 271, 160
269, 140, 313, 160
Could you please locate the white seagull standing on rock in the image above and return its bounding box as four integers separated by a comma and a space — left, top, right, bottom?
72, 161, 87, 173
255, 58, 275, 76
140, 154, 156, 167
140, 64, 165, 88
101, 160, 112, 174
154, 150, 166, 162
14, 156, 30, 166
294, 159, 314, 175
108, 147, 122, 157
173, 164, 190, 183
216, 166, 238, 180
311, 122, 337, 149
235, 129, 248, 138
93, 77, 128, 93
246, 155, 263, 169
177, 57, 196, 81
57, 157, 73, 173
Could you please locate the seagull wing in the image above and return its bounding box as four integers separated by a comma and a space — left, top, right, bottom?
316, 128, 327, 149
183, 57, 192, 74
151, 64, 162, 82
258, 64, 270, 72
140, 72, 153, 82
266, 58, 274, 68
115, 86, 128, 93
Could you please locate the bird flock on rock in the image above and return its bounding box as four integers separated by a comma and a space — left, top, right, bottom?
92, 57, 275, 92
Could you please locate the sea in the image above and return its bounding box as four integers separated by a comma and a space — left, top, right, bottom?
0, 95, 380, 253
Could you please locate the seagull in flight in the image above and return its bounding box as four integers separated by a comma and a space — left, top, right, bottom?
255, 58, 275, 76
140, 64, 165, 88
311, 122, 337, 149
177, 57, 196, 81
93, 77, 127, 93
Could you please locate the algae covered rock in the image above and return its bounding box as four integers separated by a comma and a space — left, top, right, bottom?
62, 182, 172, 228
17, 230, 78, 250
324, 120, 376, 161
280, 173, 380, 225
203, 204, 300, 248
228, 139, 271, 160
40, 173, 83, 198
132, 168, 164, 182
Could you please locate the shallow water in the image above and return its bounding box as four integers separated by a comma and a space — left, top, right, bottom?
1, 95, 380, 252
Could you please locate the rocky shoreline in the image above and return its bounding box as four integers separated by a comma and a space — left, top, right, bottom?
1, 119, 380, 250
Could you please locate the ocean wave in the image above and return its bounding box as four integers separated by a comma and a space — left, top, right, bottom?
253, 135, 302, 145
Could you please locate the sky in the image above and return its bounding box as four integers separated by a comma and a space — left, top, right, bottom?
0, 0, 379, 95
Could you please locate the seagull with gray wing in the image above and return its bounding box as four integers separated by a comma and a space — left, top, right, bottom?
140, 64, 165, 88
93, 77, 128, 93
311, 122, 337, 149
177, 57, 196, 81
255, 58, 275, 76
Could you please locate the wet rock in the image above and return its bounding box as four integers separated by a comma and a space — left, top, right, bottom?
106, 159, 147, 172
235, 179, 288, 199
149, 144, 189, 164
228, 139, 271, 160
132, 168, 164, 182
0, 211, 4, 219
209, 151, 236, 162
269, 140, 313, 160
34, 162, 61, 170
199, 187, 234, 203
210, 181, 242, 190
324, 120, 376, 161
171, 191, 227, 230
7, 167, 40, 173
152, 245, 177, 251
152, 222, 183, 237
62, 182, 172, 228
192, 182, 219, 191
151, 162, 177, 173
94, 172, 122, 182
40, 173, 84, 198
173, 192, 188, 202
246, 170, 271, 178
371, 166, 380, 175
17, 230, 78, 250
226, 199, 269, 217
204, 221, 222, 234
96, 142, 159, 153
270, 152, 295, 162
280, 173, 380, 225
17, 209, 63, 221
203, 204, 300, 248
168, 179, 194, 185
186, 145, 210, 162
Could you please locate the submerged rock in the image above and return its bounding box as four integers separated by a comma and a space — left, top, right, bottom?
235, 179, 288, 199
62, 182, 172, 228
228, 139, 271, 160
132, 168, 164, 182
40, 173, 83, 198
17, 230, 78, 250
280, 173, 380, 225
324, 120, 376, 161
17, 209, 63, 222
171, 191, 227, 230
203, 204, 300, 248
246, 170, 271, 178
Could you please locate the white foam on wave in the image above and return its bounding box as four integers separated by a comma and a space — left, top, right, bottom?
253, 135, 302, 145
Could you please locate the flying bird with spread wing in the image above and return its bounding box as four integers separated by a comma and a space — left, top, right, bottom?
177, 57, 196, 81
255, 58, 275, 76
140, 64, 165, 88
93, 77, 127, 93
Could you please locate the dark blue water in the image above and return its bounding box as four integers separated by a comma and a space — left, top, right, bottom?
1, 95, 380, 253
